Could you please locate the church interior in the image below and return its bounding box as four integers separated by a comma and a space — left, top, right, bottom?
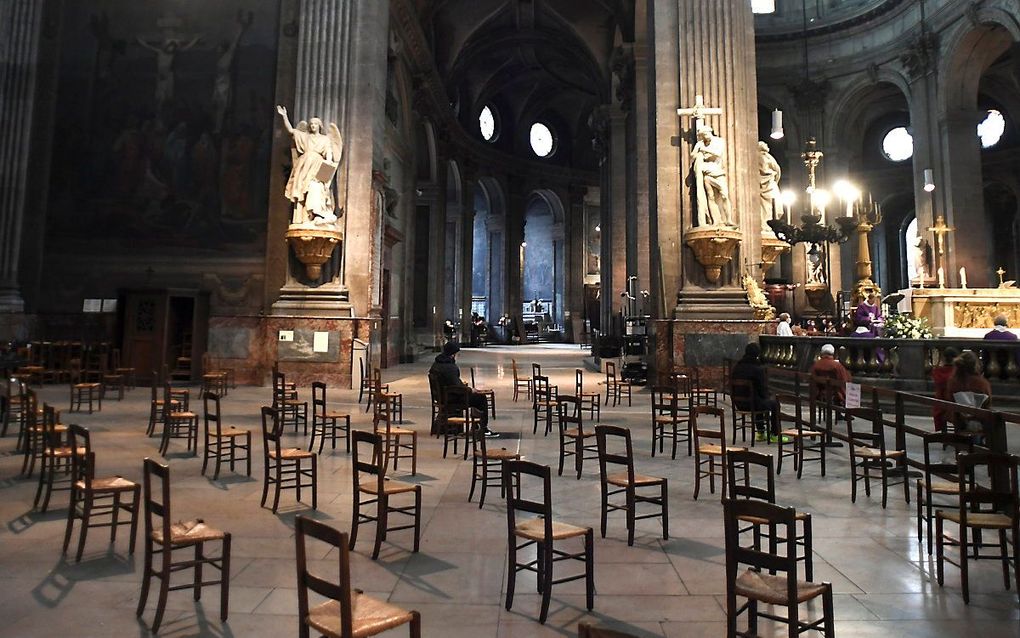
2, 0, 1020, 635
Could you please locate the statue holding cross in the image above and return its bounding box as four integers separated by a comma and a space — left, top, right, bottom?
678, 95, 733, 228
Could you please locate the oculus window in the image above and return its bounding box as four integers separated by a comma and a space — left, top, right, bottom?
881, 127, 913, 162
530, 122, 555, 157
978, 109, 1005, 149
479, 105, 498, 142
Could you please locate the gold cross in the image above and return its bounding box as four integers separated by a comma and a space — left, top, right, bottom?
997, 266, 1007, 286
677, 94, 723, 134
926, 215, 954, 256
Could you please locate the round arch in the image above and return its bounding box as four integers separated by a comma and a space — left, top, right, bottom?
939, 14, 1020, 113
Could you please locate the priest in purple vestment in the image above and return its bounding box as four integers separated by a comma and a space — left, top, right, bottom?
853, 293, 883, 337
984, 314, 1019, 341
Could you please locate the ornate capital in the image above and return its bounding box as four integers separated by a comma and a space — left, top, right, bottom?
900, 26, 939, 80
587, 105, 611, 165
610, 46, 635, 112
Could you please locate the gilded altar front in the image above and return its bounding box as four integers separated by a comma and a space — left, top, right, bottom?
897, 287, 1020, 337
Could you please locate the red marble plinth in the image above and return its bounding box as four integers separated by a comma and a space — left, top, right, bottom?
653, 318, 772, 387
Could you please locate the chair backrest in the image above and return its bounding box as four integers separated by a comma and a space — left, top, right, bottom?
68, 423, 93, 489
203, 391, 222, 437
692, 405, 726, 442
142, 457, 173, 548
373, 392, 395, 435
503, 459, 553, 532
774, 392, 803, 433
68, 358, 83, 384
272, 370, 287, 408
427, 371, 443, 406
723, 499, 799, 591
294, 515, 354, 638
846, 407, 885, 452
351, 429, 384, 493
605, 361, 617, 382
531, 363, 542, 380
41, 403, 61, 447
651, 385, 681, 418
511, 359, 522, 381
359, 356, 366, 382
955, 452, 1019, 516
670, 373, 693, 398
811, 369, 841, 401
557, 395, 582, 431
261, 406, 282, 459
595, 424, 634, 484
312, 381, 326, 417
162, 383, 178, 424
730, 378, 754, 407
443, 384, 472, 415
533, 374, 553, 406
921, 431, 974, 482
726, 449, 775, 504
575, 369, 584, 395
470, 367, 479, 389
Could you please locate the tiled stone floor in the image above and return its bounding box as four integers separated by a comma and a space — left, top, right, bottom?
1, 344, 1018, 637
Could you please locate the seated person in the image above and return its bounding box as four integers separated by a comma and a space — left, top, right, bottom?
809, 343, 851, 404
931, 347, 960, 432
429, 342, 497, 437
730, 342, 779, 441
984, 314, 1018, 341
946, 351, 992, 437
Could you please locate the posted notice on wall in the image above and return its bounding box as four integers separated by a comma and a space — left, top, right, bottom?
313, 331, 330, 353
845, 382, 862, 409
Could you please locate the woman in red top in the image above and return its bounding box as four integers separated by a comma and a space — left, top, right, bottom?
946, 351, 993, 436
931, 347, 959, 432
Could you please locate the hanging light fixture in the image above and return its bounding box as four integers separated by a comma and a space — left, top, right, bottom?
770, 109, 784, 139
923, 168, 935, 192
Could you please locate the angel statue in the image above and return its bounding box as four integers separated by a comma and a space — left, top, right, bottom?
276, 105, 343, 225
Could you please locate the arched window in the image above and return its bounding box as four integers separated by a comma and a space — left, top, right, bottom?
479, 105, 498, 142
881, 127, 913, 162
978, 109, 1005, 149
530, 122, 555, 157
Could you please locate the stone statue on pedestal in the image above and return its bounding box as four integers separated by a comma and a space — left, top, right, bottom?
276, 105, 343, 226
758, 141, 782, 232
690, 126, 734, 227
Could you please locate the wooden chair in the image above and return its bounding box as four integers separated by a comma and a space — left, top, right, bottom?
159, 383, 199, 456
310, 382, 351, 453
295, 515, 422, 638
427, 371, 444, 436
533, 374, 558, 436
575, 368, 601, 421
33, 404, 78, 511
603, 361, 632, 407
916, 432, 973, 555
1, 376, 27, 437
357, 357, 375, 405
364, 368, 398, 418
693, 405, 744, 500
723, 499, 834, 637
470, 366, 496, 418
726, 449, 813, 581
201, 352, 234, 394
469, 423, 519, 508
674, 365, 717, 408
260, 406, 317, 513
936, 452, 1020, 604
504, 459, 594, 624
146, 372, 180, 437
846, 408, 908, 508
111, 348, 136, 390
18, 389, 46, 476
440, 385, 475, 459
557, 395, 598, 479
373, 390, 417, 475
63, 424, 140, 562
201, 392, 251, 478
595, 424, 668, 546
511, 359, 532, 402
729, 379, 768, 445
68, 358, 102, 414
350, 430, 421, 560
774, 392, 824, 478
650, 384, 691, 459
273, 369, 308, 434
137, 457, 231, 634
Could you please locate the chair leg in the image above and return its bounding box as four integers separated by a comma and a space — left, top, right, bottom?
539, 539, 553, 623
599, 483, 608, 539
661, 481, 669, 539
626, 487, 635, 546
220, 534, 231, 621
62, 492, 76, 556
413, 488, 421, 553
194, 542, 204, 601
585, 529, 595, 611
373, 495, 388, 560
151, 548, 172, 633
349, 494, 361, 550
505, 540, 517, 611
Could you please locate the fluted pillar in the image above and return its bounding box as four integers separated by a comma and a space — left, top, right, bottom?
0, 1, 44, 314
675, 0, 759, 294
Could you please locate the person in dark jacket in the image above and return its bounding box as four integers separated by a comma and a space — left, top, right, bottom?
429, 342, 497, 436
730, 342, 779, 440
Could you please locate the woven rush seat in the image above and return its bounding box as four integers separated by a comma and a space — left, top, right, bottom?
152, 518, 226, 545
387, 426, 415, 437
76, 475, 137, 492
45, 444, 86, 458
359, 479, 418, 495
308, 597, 417, 638
564, 427, 593, 439
606, 471, 663, 487
270, 447, 315, 460
938, 510, 1014, 529
215, 426, 248, 438
737, 511, 811, 527
854, 446, 905, 459
780, 427, 821, 438
698, 443, 744, 455
735, 569, 829, 605
514, 517, 589, 541
325, 410, 350, 419
483, 447, 519, 460
928, 480, 960, 494
168, 410, 197, 419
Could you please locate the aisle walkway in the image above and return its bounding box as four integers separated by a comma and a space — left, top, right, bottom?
0, 346, 1017, 637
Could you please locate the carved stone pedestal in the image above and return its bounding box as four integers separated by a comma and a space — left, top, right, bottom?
685, 227, 741, 284
285, 226, 343, 280
804, 282, 828, 312
759, 236, 789, 277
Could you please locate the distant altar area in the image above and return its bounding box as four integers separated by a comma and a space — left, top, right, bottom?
897, 287, 1020, 338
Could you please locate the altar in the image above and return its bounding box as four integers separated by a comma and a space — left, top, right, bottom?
897, 287, 1020, 337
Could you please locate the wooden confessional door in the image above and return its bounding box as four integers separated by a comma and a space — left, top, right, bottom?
122, 292, 168, 379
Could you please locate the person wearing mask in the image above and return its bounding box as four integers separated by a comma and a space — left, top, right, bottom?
730, 342, 779, 441
429, 342, 498, 437
776, 313, 794, 337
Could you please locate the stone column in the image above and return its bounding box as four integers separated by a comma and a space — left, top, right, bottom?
608, 107, 629, 317
0, 1, 44, 316
939, 109, 991, 287
631, 28, 654, 314
506, 177, 525, 334
459, 172, 477, 342
487, 213, 505, 324
565, 185, 587, 341
669, 0, 760, 317
424, 152, 448, 348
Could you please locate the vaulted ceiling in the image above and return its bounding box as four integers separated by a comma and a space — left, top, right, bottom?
415, 0, 634, 170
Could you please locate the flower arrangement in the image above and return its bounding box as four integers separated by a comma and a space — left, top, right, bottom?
884, 313, 933, 339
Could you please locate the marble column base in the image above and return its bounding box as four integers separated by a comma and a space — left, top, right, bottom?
0, 310, 31, 341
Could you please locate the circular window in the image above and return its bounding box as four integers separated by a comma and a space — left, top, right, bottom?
530, 122, 555, 157
978, 109, 1005, 149
881, 127, 913, 162
479, 105, 498, 142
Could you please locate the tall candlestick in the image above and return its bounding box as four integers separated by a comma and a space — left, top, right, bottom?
938, 267, 945, 288
959, 267, 967, 289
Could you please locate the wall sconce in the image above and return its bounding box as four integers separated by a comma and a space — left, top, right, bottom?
923, 168, 935, 192
770, 109, 784, 140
